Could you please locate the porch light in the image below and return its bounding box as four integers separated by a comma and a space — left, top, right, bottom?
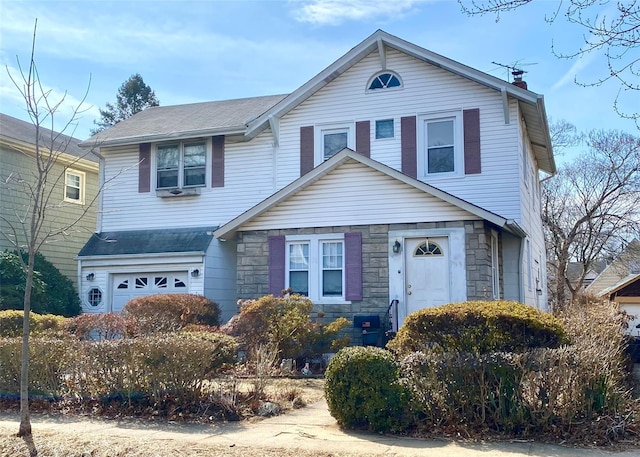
392, 240, 402, 254
86, 273, 95, 281
191, 269, 200, 278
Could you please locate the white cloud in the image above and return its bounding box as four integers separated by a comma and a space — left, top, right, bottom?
293, 0, 431, 25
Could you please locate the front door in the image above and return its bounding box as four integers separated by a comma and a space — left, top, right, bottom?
405, 236, 450, 315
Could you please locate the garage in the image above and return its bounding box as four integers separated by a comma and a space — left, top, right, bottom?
111, 272, 189, 312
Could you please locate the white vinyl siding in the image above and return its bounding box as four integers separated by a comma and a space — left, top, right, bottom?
277, 48, 522, 222
241, 160, 478, 231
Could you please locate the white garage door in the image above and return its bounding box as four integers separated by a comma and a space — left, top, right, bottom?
112, 272, 188, 313
623, 303, 640, 338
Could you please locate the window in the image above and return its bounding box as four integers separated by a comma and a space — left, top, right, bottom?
368, 72, 402, 90
88, 287, 102, 307
64, 170, 85, 204
156, 141, 206, 189
414, 241, 443, 256
316, 124, 354, 164
375, 119, 394, 139
286, 235, 345, 301
418, 112, 462, 178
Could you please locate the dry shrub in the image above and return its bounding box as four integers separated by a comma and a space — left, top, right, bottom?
399, 297, 636, 441
123, 293, 221, 334
67, 332, 237, 403
0, 336, 75, 398
222, 294, 350, 363
64, 312, 132, 339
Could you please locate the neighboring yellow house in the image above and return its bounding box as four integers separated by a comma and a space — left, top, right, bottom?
0, 113, 99, 289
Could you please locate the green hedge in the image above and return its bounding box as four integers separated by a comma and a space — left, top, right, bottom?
387, 300, 569, 356
0, 310, 67, 337
324, 346, 408, 432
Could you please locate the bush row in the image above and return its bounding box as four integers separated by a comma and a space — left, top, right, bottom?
0, 332, 237, 401
325, 299, 634, 443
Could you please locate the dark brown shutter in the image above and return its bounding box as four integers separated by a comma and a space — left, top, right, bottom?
212, 135, 225, 187
463, 108, 481, 174
268, 235, 286, 296
300, 126, 314, 176
355, 121, 370, 157
138, 143, 151, 193
401, 116, 417, 179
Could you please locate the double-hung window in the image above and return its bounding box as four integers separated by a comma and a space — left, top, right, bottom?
316, 123, 354, 165
156, 141, 206, 189
64, 170, 85, 204
419, 112, 462, 178
286, 235, 345, 301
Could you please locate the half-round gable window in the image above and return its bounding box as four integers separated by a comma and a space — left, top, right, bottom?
368, 71, 402, 91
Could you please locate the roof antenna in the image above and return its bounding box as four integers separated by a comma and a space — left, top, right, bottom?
491, 61, 536, 90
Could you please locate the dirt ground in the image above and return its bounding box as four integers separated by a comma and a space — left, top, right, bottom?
0, 378, 345, 457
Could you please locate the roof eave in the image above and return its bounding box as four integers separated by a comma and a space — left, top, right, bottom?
79, 126, 248, 148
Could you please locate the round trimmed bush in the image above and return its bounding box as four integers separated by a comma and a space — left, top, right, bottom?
324, 346, 408, 432
123, 293, 221, 334
0, 310, 67, 337
387, 300, 569, 357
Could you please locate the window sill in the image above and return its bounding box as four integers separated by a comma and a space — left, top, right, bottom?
156, 187, 201, 198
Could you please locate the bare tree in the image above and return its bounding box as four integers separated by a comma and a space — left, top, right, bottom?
1, 21, 97, 446
459, 0, 640, 126
542, 128, 640, 308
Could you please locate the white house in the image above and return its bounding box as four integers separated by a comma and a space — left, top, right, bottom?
78, 30, 555, 340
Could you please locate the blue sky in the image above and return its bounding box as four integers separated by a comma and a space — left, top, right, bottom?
1, 0, 638, 145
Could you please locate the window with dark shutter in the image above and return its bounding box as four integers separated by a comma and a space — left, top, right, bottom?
463, 108, 481, 174
345, 232, 363, 301
355, 121, 370, 157
300, 126, 314, 176
401, 116, 417, 179
268, 235, 286, 295
138, 143, 151, 193
212, 135, 225, 187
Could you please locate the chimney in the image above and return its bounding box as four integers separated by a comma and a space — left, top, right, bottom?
511, 69, 528, 90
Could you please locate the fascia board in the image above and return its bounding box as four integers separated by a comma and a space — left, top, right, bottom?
79, 126, 247, 148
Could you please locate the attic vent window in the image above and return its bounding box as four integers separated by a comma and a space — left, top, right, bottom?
368, 72, 402, 90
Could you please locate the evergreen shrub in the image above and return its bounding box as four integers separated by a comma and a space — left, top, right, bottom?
0, 310, 67, 337
324, 346, 408, 432
0, 251, 81, 316
387, 300, 569, 356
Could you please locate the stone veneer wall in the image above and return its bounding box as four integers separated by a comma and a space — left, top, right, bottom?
235, 220, 499, 345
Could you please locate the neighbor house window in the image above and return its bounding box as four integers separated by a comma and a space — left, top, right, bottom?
156, 141, 206, 189
418, 112, 462, 177
64, 170, 85, 204
316, 124, 354, 164
368, 72, 402, 90
286, 234, 345, 301
375, 119, 394, 139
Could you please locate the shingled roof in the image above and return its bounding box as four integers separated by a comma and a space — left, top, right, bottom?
81, 94, 287, 147
78, 227, 216, 257
0, 113, 97, 162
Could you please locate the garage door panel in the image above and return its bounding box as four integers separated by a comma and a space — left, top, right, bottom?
111, 272, 188, 312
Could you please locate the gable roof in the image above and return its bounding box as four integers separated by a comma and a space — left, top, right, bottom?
586, 239, 640, 294
78, 226, 215, 257
80, 94, 287, 148
0, 113, 98, 163
80, 30, 554, 174
214, 148, 526, 240
597, 274, 640, 298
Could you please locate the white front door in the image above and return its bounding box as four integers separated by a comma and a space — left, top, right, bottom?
405, 236, 450, 316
